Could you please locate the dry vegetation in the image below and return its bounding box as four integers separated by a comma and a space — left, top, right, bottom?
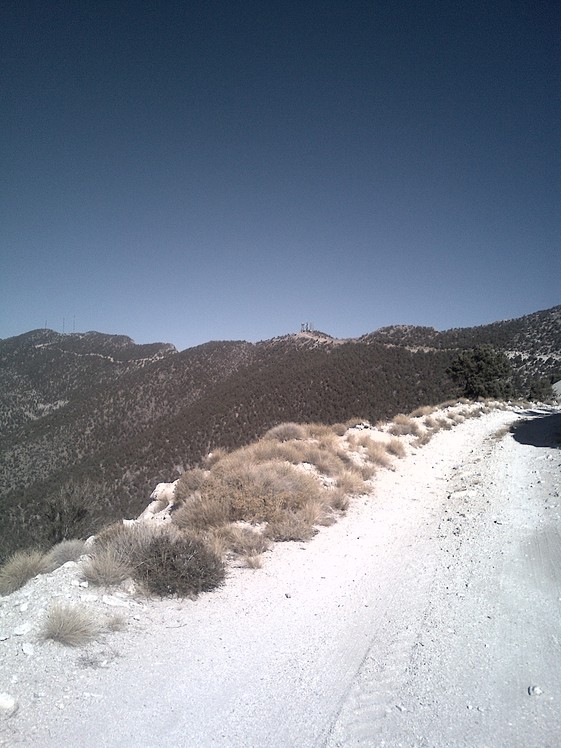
41, 602, 100, 647
0, 550, 50, 595
0, 401, 516, 600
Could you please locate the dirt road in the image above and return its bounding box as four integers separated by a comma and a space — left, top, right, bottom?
2, 407, 560, 747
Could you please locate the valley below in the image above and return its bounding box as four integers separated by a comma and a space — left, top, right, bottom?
1, 405, 560, 747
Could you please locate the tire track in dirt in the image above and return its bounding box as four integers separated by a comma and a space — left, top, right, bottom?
326, 410, 561, 748
323, 423, 510, 747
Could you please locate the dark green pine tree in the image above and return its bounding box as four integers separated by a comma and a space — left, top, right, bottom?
447, 345, 512, 399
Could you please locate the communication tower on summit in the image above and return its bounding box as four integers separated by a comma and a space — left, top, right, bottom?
300, 322, 314, 333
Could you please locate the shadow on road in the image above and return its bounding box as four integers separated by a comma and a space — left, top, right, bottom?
511, 413, 561, 448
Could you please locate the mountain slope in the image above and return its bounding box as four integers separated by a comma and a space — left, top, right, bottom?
0, 306, 559, 560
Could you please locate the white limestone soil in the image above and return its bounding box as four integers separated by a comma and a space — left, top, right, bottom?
1, 406, 560, 747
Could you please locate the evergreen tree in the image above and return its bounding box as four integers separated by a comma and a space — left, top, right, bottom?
447, 345, 512, 399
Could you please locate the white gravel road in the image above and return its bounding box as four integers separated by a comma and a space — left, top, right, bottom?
1, 405, 560, 747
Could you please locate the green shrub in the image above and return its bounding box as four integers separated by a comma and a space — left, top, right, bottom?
447, 345, 512, 399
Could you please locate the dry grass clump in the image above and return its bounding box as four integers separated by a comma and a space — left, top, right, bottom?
173, 446, 329, 535
491, 424, 512, 441
174, 468, 207, 502
202, 447, 230, 468
412, 431, 432, 448
133, 531, 225, 597
329, 490, 350, 512
227, 461, 324, 522
244, 553, 263, 569
448, 413, 465, 424
214, 524, 269, 556
263, 422, 307, 441
41, 603, 100, 647
172, 484, 230, 531
389, 414, 422, 436
335, 469, 367, 495
243, 439, 304, 464
435, 417, 453, 430
410, 405, 437, 417
464, 406, 484, 419
305, 422, 337, 439
331, 423, 347, 436
364, 439, 393, 467
44, 539, 87, 571
350, 433, 393, 467
423, 415, 438, 429
92, 522, 161, 564
386, 437, 406, 457
265, 512, 318, 542
82, 549, 134, 586
0, 550, 51, 595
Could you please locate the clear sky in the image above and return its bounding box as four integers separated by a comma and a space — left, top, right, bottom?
1, 1, 559, 351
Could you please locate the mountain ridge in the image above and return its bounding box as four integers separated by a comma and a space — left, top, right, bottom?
0, 305, 559, 560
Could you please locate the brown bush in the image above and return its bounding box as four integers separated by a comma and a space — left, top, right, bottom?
214, 524, 269, 556
410, 405, 437, 417
386, 437, 406, 457
389, 414, 422, 436
329, 490, 350, 512
335, 469, 367, 495
133, 531, 225, 597
331, 423, 347, 436
174, 468, 207, 502
172, 484, 230, 531
265, 512, 318, 542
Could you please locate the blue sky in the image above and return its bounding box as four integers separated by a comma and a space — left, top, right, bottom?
1, 1, 559, 351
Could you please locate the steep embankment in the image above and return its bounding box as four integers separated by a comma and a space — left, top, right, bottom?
1, 405, 560, 747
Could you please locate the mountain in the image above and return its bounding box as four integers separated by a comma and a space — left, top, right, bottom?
1, 306, 559, 560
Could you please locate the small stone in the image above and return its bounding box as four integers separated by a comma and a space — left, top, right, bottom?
79, 581, 89, 588
528, 685, 543, 696
0, 635, 9, 642
0, 693, 19, 718
19, 602, 29, 613
102, 595, 128, 608
22, 643, 34, 656
13, 622, 32, 636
